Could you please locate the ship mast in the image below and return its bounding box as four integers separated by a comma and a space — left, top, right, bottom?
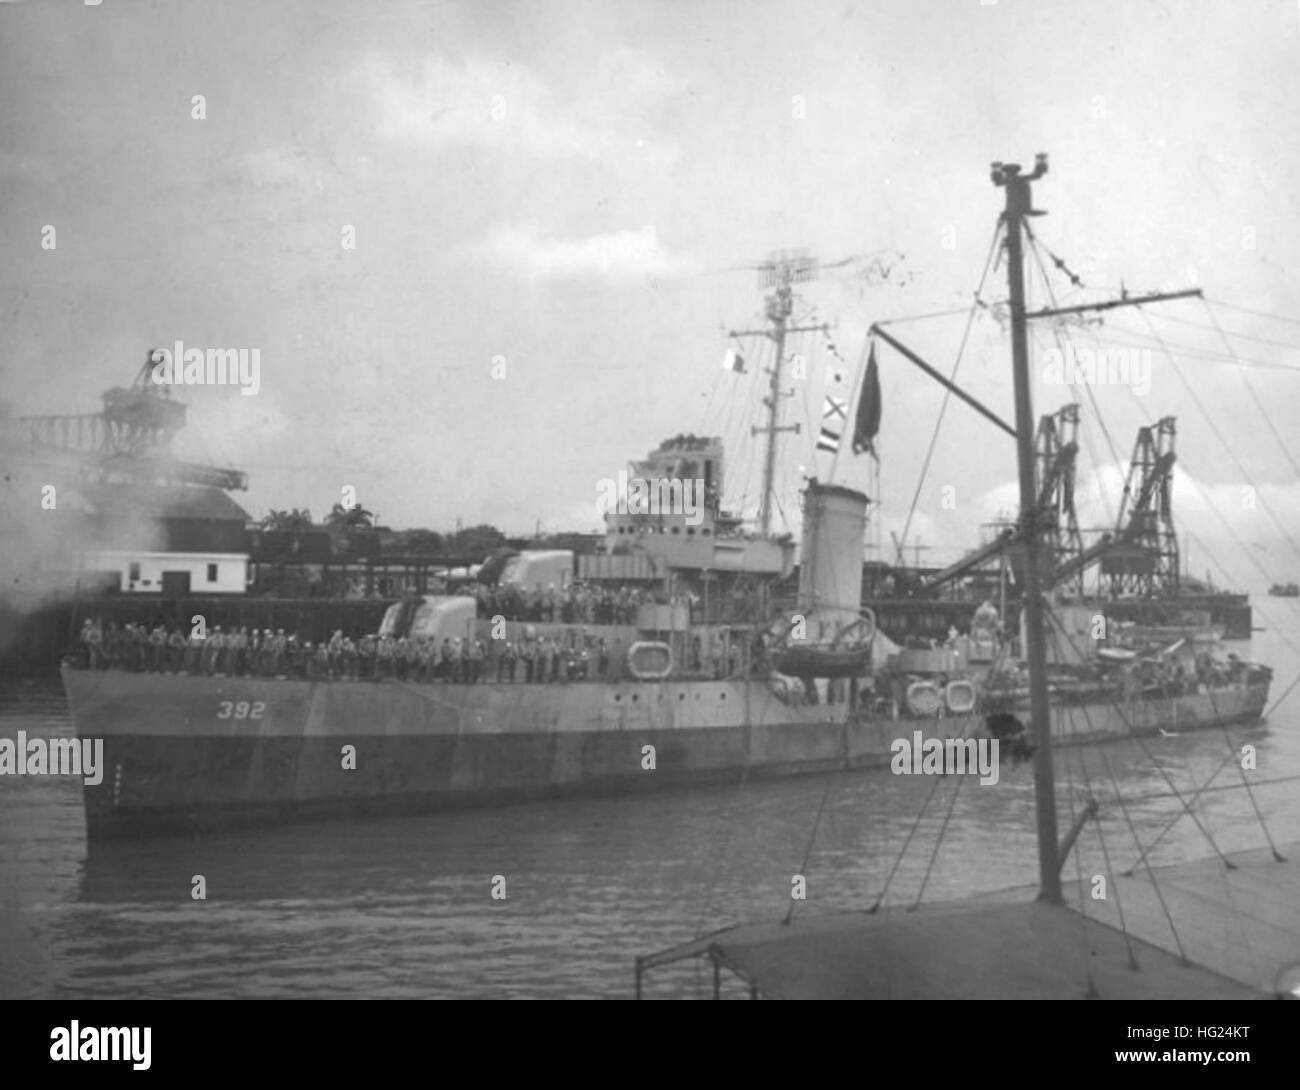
992, 156, 1203, 904
734, 252, 828, 535
993, 155, 1062, 904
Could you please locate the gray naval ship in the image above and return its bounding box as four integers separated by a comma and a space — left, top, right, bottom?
60, 254, 1272, 839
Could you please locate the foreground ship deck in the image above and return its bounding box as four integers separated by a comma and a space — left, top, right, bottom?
636, 841, 1300, 999
63, 666, 1270, 839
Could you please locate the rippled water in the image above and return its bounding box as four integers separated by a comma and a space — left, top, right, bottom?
3, 610, 1298, 999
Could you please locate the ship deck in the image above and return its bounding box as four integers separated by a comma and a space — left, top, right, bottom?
636, 840, 1300, 999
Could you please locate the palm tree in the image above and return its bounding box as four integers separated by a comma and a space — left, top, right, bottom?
260, 507, 313, 531
325, 503, 374, 528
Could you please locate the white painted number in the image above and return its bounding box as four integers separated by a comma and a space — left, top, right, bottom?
218, 701, 266, 719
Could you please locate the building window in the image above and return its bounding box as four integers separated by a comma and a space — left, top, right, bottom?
207, 563, 218, 583
128, 562, 140, 582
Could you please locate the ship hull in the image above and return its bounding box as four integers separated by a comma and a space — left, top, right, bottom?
61, 667, 1271, 839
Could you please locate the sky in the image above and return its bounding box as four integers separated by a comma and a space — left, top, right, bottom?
2, 0, 1299, 595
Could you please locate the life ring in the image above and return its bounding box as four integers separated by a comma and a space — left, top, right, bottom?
945, 679, 977, 715
627, 641, 673, 680
905, 679, 944, 717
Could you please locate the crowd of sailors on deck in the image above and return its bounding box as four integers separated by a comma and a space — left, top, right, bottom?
72, 619, 643, 683
72, 616, 759, 683
466, 582, 665, 625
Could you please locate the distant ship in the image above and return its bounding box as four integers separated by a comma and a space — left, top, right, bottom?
53, 213, 1272, 842
1269, 583, 1299, 597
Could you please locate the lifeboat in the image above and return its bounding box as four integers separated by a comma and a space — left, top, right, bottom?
945, 679, 977, 715
1097, 647, 1139, 664
768, 644, 871, 679
905, 679, 944, 717
766, 611, 875, 679
627, 641, 673, 680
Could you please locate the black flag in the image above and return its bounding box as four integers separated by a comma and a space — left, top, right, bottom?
852, 341, 881, 457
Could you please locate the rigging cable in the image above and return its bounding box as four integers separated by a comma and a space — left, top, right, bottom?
1146, 307, 1300, 353
1025, 233, 1126, 511
782, 767, 837, 927
1208, 298, 1300, 329
1075, 316, 1300, 680
895, 220, 1005, 562
1073, 738, 1141, 969
867, 774, 946, 912
1045, 610, 1189, 958
1096, 322, 1300, 373
1060, 720, 1101, 996
1138, 310, 1300, 560
908, 772, 964, 911
1093, 738, 1190, 961
1200, 300, 1300, 480
1112, 313, 1300, 712
1042, 608, 1235, 868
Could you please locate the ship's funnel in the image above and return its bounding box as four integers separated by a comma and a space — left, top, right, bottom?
797, 481, 868, 629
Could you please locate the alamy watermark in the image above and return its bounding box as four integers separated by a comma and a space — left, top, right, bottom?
0, 732, 103, 785
1042, 345, 1150, 396
50, 1022, 151, 1070
595, 472, 706, 526
150, 341, 261, 395
890, 731, 1000, 785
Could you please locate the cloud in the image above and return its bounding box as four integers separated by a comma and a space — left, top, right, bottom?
471, 223, 699, 280
351, 52, 605, 158
346, 49, 681, 171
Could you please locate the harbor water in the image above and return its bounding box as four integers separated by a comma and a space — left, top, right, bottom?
3, 605, 1298, 999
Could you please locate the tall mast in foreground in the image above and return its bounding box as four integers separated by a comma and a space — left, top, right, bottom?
993, 154, 1061, 904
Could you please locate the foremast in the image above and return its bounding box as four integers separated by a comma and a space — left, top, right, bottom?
992, 156, 1062, 903
992, 156, 1211, 904
731, 254, 828, 535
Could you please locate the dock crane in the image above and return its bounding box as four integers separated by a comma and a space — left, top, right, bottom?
1047, 416, 1179, 594
917, 403, 1082, 595
914, 408, 1180, 600
12, 351, 249, 491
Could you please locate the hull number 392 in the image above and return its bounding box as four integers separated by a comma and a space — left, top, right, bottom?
217, 701, 266, 720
